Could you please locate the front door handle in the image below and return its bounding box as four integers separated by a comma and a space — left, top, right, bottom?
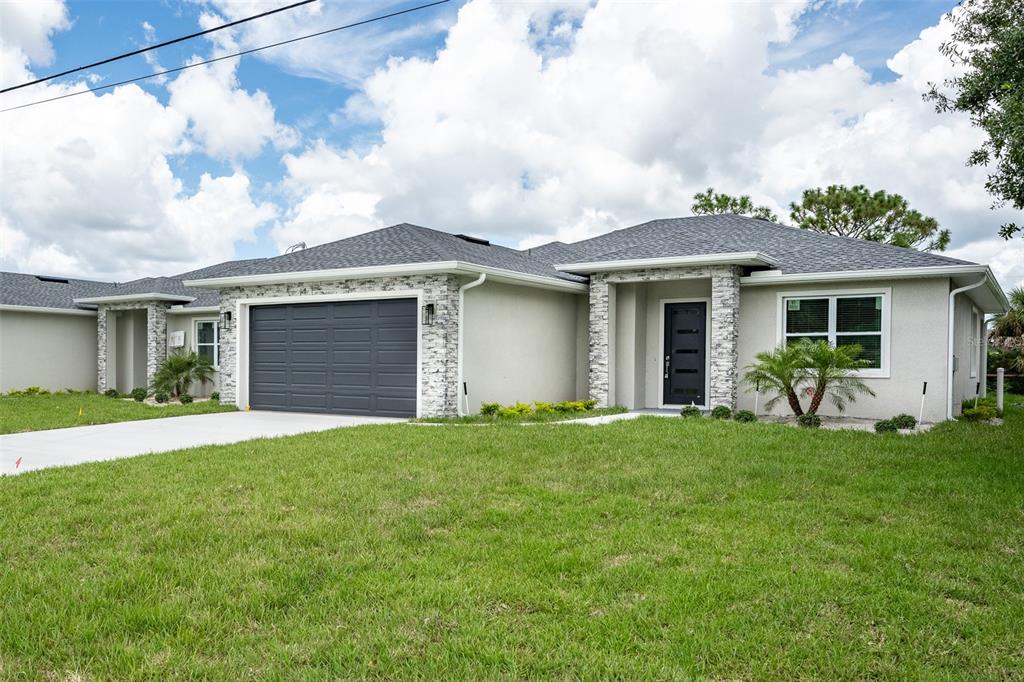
664, 354, 670, 379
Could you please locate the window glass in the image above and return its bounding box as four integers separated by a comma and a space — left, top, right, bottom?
837, 335, 881, 368
836, 296, 881, 333
785, 298, 829, 334
196, 320, 219, 366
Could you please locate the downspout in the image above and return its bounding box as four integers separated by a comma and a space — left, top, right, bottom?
947, 277, 986, 420
457, 273, 487, 416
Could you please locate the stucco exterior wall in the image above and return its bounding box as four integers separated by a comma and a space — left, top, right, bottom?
462, 281, 583, 412
0, 310, 98, 392
114, 309, 147, 393
736, 277, 951, 422
217, 274, 460, 417
166, 312, 222, 397
951, 292, 984, 413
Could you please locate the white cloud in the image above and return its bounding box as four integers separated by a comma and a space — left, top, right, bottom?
0, 0, 69, 67
0, 4, 277, 281
272, 0, 1021, 290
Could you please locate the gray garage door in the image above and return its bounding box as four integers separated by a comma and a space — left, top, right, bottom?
249, 299, 417, 417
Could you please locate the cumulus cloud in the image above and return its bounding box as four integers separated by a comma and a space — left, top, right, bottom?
272, 0, 1022, 289
0, 0, 69, 67
0, 4, 276, 280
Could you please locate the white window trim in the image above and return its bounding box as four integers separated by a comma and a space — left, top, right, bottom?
194, 318, 220, 370
775, 287, 891, 379
658, 297, 712, 409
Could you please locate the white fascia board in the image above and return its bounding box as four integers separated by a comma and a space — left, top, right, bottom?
740, 264, 1009, 313
73, 293, 196, 304
167, 305, 219, 314
185, 261, 588, 294
555, 252, 779, 273
0, 304, 97, 316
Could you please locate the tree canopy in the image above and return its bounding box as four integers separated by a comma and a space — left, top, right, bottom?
788, 184, 951, 251
926, 0, 1024, 239
691, 188, 779, 222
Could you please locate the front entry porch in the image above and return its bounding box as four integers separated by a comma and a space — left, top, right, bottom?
587, 266, 741, 410
96, 302, 170, 394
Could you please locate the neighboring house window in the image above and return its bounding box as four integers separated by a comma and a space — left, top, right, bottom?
782, 292, 887, 374
195, 319, 219, 367
970, 308, 980, 378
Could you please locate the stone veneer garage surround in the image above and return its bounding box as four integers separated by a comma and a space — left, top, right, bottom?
216, 275, 461, 417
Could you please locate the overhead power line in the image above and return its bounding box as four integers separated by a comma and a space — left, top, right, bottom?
0, 0, 319, 94
0, 0, 450, 114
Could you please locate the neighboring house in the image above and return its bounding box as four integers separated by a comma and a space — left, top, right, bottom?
0, 215, 1008, 421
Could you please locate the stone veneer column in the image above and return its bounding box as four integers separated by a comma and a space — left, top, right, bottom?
96, 305, 109, 392
709, 266, 741, 409
146, 303, 170, 384
216, 275, 461, 417
588, 274, 611, 407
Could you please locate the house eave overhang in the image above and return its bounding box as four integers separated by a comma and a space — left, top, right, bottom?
184, 261, 588, 294
554, 252, 780, 273
167, 305, 220, 314
0, 304, 98, 316
73, 293, 196, 305
740, 265, 1009, 313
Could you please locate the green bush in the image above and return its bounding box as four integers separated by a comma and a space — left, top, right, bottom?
154, 392, 169, 404
874, 419, 898, 433
710, 405, 732, 420
533, 401, 555, 414
103, 388, 119, 398
498, 402, 533, 418
582, 399, 598, 410
479, 402, 500, 416
891, 413, 917, 429
179, 394, 194, 404
7, 386, 49, 397
554, 401, 587, 413
680, 405, 702, 418
130, 388, 148, 402
961, 405, 998, 421
962, 396, 1002, 417
151, 350, 214, 399
210, 391, 220, 401
797, 413, 822, 429
733, 410, 757, 423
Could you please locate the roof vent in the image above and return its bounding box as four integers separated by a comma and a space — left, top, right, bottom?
35, 275, 69, 284
455, 234, 490, 246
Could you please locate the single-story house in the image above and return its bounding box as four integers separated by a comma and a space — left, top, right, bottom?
0, 215, 1008, 421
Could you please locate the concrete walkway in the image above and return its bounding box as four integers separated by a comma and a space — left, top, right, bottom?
0, 411, 402, 475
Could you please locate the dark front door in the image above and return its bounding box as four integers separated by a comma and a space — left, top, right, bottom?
248, 298, 417, 417
663, 301, 707, 406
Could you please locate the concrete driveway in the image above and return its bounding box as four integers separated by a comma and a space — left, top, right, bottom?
0, 411, 402, 475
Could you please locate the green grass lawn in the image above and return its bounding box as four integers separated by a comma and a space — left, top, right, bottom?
2, 399, 1023, 679
0, 392, 237, 434
416, 405, 628, 423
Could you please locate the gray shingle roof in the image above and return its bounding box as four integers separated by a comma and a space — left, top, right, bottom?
0, 272, 111, 311
541, 214, 974, 273
195, 223, 586, 283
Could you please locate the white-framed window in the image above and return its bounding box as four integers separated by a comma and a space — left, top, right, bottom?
779, 289, 890, 377
970, 307, 980, 378
195, 319, 219, 368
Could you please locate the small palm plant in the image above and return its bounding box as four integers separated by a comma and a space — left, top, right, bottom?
992, 286, 1024, 339
800, 340, 876, 415
151, 350, 214, 399
742, 342, 810, 416
743, 339, 876, 417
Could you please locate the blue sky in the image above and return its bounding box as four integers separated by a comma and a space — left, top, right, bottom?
4, 0, 1020, 288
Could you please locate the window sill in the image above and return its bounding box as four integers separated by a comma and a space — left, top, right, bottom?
852, 370, 890, 380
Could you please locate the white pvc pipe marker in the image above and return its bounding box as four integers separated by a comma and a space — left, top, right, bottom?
996, 368, 1004, 414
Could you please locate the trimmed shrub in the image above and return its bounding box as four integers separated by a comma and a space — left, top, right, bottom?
797, 413, 822, 429
733, 410, 757, 423
680, 405, 702, 418
961, 405, 998, 421
962, 396, 1002, 417
498, 402, 533, 418
891, 413, 917, 430
7, 386, 49, 396
582, 399, 598, 410
710, 405, 732, 420
154, 392, 169, 404
179, 394, 194, 404
210, 391, 220, 401
533, 401, 555, 414
480, 402, 500, 416
554, 401, 587, 413
103, 388, 119, 398
130, 388, 147, 402
874, 419, 898, 433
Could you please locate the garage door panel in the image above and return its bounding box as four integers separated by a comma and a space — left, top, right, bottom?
249, 299, 417, 417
